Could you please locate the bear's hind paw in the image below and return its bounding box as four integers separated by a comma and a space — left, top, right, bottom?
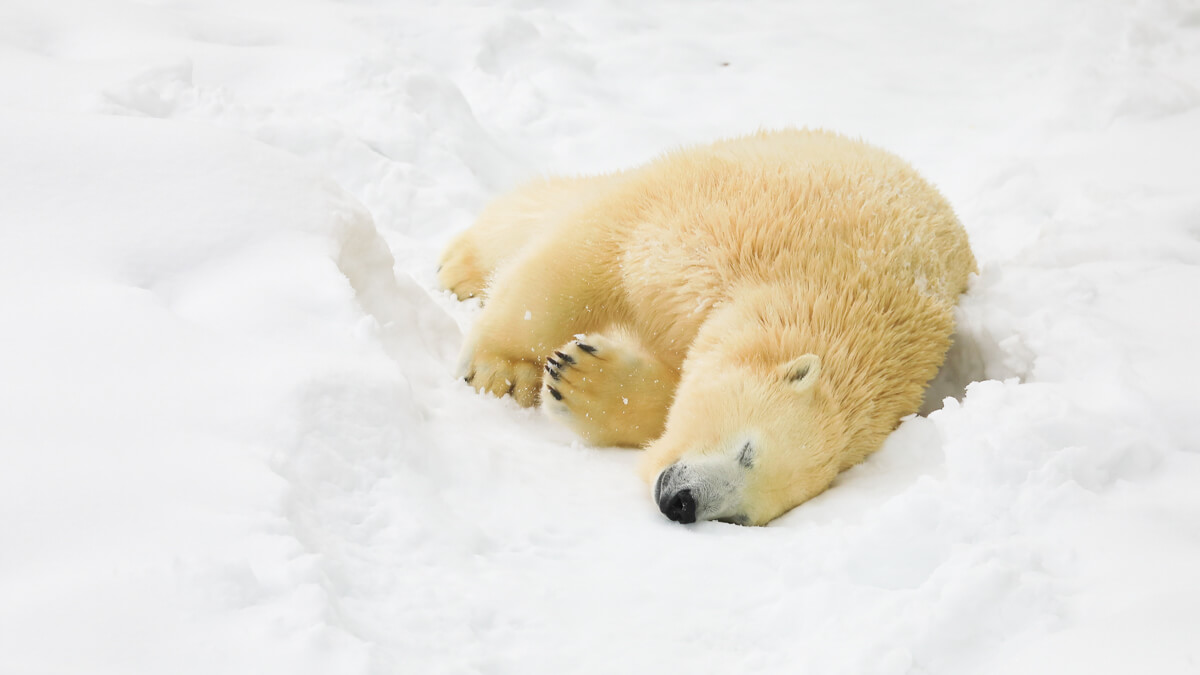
438, 236, 488, 301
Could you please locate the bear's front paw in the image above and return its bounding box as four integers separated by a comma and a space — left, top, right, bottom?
541, 334, 674, 447
459, 346, 542, 407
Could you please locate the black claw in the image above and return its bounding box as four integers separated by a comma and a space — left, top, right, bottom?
464, 371, 475, 384
577, 342, 597, 355
546, 386, 563, 401
547, 357, 561, 369
505, 381, 515, 396
545, 364, 560, 380
554, 350, 575, 365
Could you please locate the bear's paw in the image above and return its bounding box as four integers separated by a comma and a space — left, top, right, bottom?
462, 349, 542, 407
437, 235, 488, 301
541, 334, 675, 448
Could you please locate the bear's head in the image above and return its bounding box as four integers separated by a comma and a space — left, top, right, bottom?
639, 352, 845, 526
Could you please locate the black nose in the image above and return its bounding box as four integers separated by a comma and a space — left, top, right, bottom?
661, 488, 697, 524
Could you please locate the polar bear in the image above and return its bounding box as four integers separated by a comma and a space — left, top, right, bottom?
439, 129, 975, 525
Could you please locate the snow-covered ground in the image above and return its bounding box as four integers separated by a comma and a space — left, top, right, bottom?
2, 0, 1199, 672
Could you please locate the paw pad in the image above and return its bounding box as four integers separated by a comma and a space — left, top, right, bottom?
538, 334, 673, 447
542, 340, 601, 401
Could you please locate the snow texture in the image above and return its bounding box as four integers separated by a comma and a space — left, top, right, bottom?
2, 1, 1199, 673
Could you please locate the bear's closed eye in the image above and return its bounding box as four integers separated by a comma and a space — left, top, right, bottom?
737, 442, 754, 468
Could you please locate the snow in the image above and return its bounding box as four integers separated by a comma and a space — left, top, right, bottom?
2, 0, 1199, 673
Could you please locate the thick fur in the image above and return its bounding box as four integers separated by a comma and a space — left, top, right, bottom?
440, 129, 975, 524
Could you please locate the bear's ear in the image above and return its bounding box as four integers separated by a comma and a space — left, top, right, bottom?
779, 354, 821, 393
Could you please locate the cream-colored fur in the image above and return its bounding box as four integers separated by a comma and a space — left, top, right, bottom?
439, 129, 975, 525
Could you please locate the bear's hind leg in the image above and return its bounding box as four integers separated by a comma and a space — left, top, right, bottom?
542, 331, 678, 447
438, 176, 603, 301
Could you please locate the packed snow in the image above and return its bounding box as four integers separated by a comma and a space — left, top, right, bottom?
2, 0, 1199, 673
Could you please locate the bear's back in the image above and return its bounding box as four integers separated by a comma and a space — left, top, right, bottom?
615, 129, 974, 360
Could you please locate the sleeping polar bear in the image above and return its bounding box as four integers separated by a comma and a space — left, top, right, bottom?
439, 129, 975, 525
